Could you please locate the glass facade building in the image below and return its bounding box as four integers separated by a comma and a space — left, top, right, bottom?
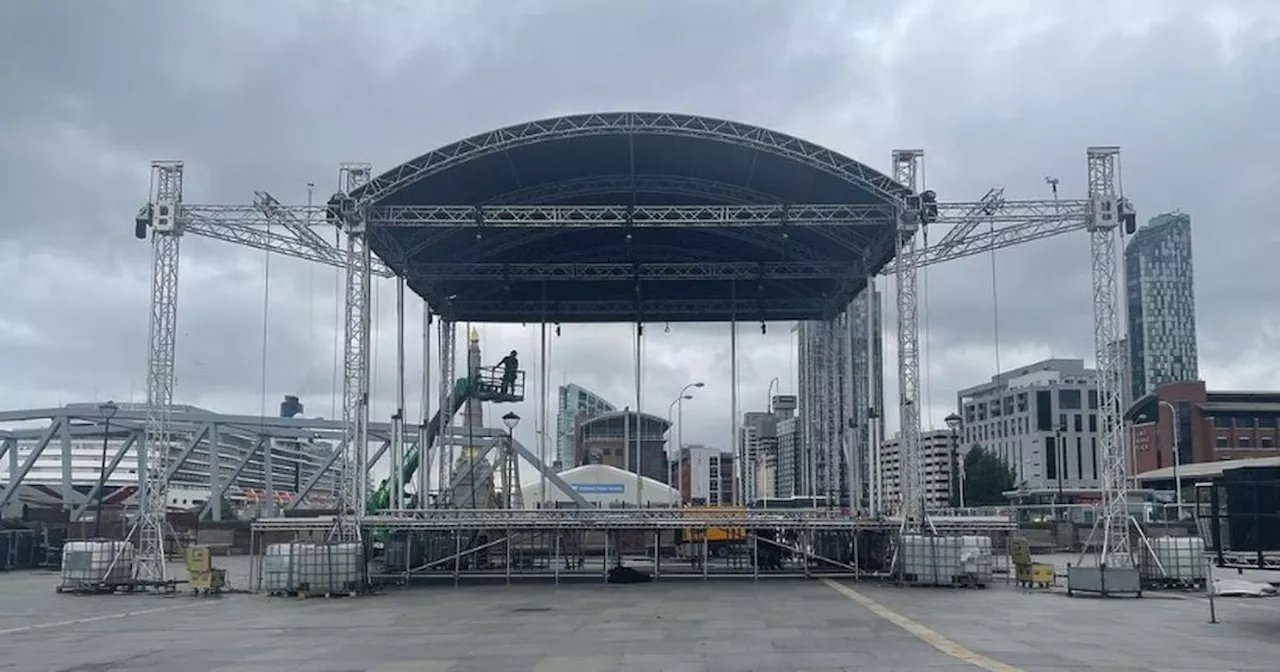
555, 383, 616, 469
1125, 212, 1199, 403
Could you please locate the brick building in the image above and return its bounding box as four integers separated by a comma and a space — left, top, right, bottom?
1127, 380, 1280, 475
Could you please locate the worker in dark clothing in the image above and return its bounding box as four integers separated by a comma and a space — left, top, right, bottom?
498, 350, 519, 395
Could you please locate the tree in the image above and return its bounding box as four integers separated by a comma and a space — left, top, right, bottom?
960, 446, 1018, 507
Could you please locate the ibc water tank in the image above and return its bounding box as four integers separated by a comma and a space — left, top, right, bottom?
1140, 536, 1206, 583
60, 540, 135, 588
263, 542, 305, 593
297, 542, 364, 594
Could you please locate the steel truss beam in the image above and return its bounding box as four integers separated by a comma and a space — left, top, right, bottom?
251, 509, 1016, 532
136, 160, 183, 583
1, 408, 362, 520
335, 162, 373, 542
186, 202, 896, 227
355, 112, 911, 204
453, 297, 829, 321
482, 174, 778, 206
184, 217, 395, 278
1084, 147, 1135, 568
182, 199, 1075, 228
178, 198, 1091, 290
883, 198, 1090, 274
891, 150, 925, 526
407, 260, 860, 282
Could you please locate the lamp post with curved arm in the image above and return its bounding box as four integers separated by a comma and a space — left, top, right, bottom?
671, 382, 705, 505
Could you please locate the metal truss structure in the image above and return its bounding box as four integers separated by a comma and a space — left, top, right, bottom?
890, 150, 926, 528
0, 404, 392, 519
0, 406, 560, 523
129, 115, 1134, 582
185, 200, 1077, 228
1083, 147, 1137, 568
136, 161, 183, 583
355, 111, 910, 205
793, 147, 1137, 542
437, 319, 457, 490
334, 163, 372, 542
251, 507, 1016, 533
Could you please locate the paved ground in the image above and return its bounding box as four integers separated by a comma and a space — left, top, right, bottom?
2, 558, 1279, 672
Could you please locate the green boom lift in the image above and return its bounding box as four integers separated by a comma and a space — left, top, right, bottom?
366, 367, 524, 515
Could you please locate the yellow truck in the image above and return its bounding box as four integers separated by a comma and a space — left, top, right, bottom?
678, 506, 747, 558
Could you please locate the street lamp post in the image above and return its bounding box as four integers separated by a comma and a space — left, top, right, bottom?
1142, 400, 1183, 518
944, 412, 962, 509
1054, 421, 1067, 519
502, 412, 520, 510
94, 401, 118, 538
672, 382, 704, 505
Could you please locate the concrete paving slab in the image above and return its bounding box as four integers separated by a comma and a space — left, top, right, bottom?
7, 557, 1279, 672
838, 579, 1280, 672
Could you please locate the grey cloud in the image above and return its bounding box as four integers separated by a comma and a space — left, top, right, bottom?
1, 1, 1277, 469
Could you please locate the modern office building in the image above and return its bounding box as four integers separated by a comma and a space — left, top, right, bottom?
672, 444, 734, 505
572, 410, 669, 484
555, 383, 616, 469
1125, 212, 1199, 402
955, 358, 1103, 491
878, 429, 957, 511
740, 411, 778, 504
775, 415, 800, 498
754, 451, 778, 500
739, 395, 799, 502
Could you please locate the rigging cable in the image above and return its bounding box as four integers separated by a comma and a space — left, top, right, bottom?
306, 184, 316, 396
330, 225, 341, 421
990, 221, 1002, 376
465, 321, 478, 508
919, 167, 935, 431
259, 211, 273, 512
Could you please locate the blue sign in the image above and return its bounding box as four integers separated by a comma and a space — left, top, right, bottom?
571, 483, 625, 494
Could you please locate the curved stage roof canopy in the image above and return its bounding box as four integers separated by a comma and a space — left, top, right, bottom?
360, 112, 908, 323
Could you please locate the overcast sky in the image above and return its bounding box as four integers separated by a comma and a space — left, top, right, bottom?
2, 0, 1278, 478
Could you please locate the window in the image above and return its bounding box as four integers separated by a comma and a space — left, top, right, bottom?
1059, 389, 1083, 410
1090, 437, 1098, 480
1059, 414, 1068, 432
1074, 414, 1083, 432
1076, 437, 1084, 481
1176, 401, 1193, 465
1089, 414, 1097, 433
1239, 436, 1252, 449
1216, 435, 1229, 449
1088, 389, 1099, 409
1036, 391, 1053, 431
1261, 435, 1274, 449
1045, 438, 1058, 480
